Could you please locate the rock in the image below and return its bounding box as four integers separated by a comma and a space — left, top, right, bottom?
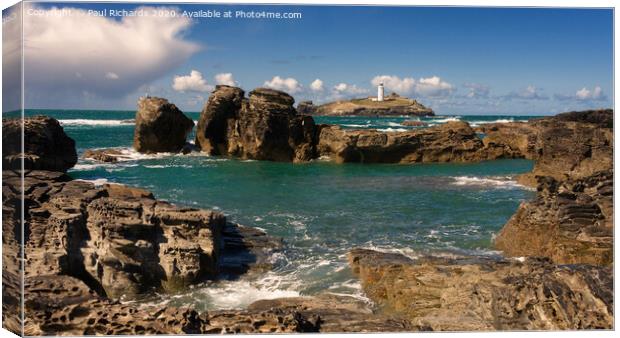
317, 121, 488, 163
495, 170, 613, 266
23, 275, 318, 335
2, 116, 77, 172
401, 120, 427, 127
475, 110, 613, 186
348, 248, 613, 331
133, 97, 194, 153
297, 100, 317, 115
248, 294, 412, 332
83, 148, 124, 163
4, 170, 225, 299
194, 86, 318, 162
219, 222, 283, 276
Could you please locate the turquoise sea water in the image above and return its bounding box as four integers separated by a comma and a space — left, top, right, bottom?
16, 109, 536, 310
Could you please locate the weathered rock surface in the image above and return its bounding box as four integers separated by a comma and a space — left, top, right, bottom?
82, 148, 124, 163
249, 294, 412, 332
2, 116, 77, 172
495, 170, 613, 266
23, 275, 318, 335
3, 170, 225, 300
348, 248, 613, 331
296, 100, 316, 115
477, 109, 613, 186
317, 121, 489, 163
134, 97, 194, 153
195, 86, 318, 162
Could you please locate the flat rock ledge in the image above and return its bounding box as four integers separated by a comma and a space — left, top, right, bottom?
348, 248, 613, 331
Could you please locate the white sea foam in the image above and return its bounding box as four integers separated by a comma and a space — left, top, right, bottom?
378, 127, 408, 132
342, 123, 370, 128
469, 118, 521, 127
430, 117, 461, 123
59, 119, 134, 126
451, 176, 530, 189
75, 178, 109, 186
387, 122, 404, 127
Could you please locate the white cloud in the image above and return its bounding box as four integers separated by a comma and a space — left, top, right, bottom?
416, 76, 455, 97
463, 83, 490, 98
172, 70, 213, 93
105, 72, 119, 80
505, 85, 548, 100
371, 75, 416, 94
333, 83, 368, 95
23, 4, 200, 105
575, 86, 605, 100
310, 79, 324, 92
214, 73, 236, 86
263, 76, 303, 94
370, 74, 454, 97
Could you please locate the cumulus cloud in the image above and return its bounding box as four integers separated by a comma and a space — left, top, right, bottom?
463, 83, 490, 98
505, 85, 548, 100
263, 76, 303, 94
554, 85, 607, 102
370, 75, 454, 97
333, 83, 368, 96
23, 4, 200, 106
214, 73, 236, 86
172, 70, 213, 93
310, 79, 324, 92
105, 72, 120, 80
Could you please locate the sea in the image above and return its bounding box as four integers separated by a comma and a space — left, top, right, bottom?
15, 109, 538, 311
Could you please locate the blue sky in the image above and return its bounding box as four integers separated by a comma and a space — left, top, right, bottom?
8, 2, 614, 115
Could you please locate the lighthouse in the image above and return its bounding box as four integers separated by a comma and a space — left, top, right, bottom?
377, 82, 385, 102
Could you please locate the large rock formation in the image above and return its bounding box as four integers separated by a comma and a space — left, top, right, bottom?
348, 249, 613, 331
3, 170, 225, 299
194, 86, 318, 162
317, 121, 489, 163
2, 116, 77, 172
495, 170, 613, 266
133, 97, 194, 153
477, 109, 613, 186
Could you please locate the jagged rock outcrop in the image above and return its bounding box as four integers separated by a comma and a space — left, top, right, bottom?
23, 275, 319, 335
3, 170, 225, 299
2, 116, 77, 172
317, 121, 488, 163
134, 97, 194, 153
348, 248, 613, 331
477, 109, 613, 186
296, 100, 317, 115
248, 294, 412, 332
194, 86, 318, 162
495, 170, 613, 266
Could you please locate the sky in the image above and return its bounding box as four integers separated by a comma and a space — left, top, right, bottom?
3, 2, 614, 115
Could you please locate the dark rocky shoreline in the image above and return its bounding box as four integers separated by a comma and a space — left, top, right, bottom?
2, 85, 614, 334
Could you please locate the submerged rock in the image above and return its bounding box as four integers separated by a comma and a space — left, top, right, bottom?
348, 248, 613, 331
2, 116, 77, 172
195, 86, 318, 162
495, 170, 613, 266
134, 97, 194, 153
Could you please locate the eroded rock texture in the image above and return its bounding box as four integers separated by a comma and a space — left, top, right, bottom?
348, 249, 613, 331
194, 86, 318, 162
3, 170, 225, 300
2, 116, 77, 172
495, 170, 613, 266
23, 275, 318, 335
317, 121, 488, 163
134, 97, 195, 153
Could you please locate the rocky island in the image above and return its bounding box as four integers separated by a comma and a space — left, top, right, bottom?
298, 92, 434, 117
2, 85, 613, 334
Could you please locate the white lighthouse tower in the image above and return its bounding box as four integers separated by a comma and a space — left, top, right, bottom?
377, 82, 385, 102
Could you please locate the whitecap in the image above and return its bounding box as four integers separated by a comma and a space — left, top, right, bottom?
59, 119, 134, 126
377, 127, 408, 132
451, 176, 531, 189
75, 178, 109, 186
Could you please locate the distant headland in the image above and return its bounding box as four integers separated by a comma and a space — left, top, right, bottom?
298, 84, 434, 117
